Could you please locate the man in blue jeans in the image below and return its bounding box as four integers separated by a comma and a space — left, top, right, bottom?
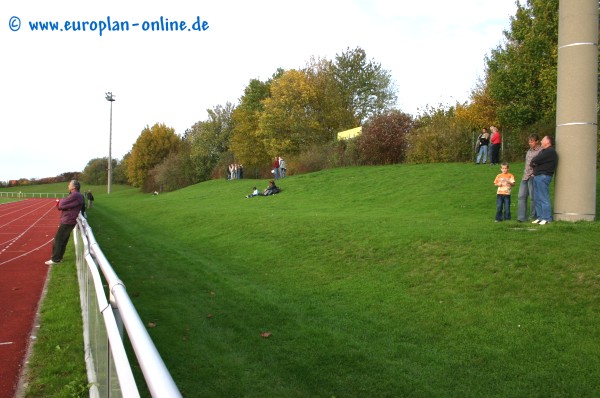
530, 136, 558, 225
517, 134, 542, 222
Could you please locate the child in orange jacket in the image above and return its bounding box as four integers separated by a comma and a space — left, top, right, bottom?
494, 162, 515, 222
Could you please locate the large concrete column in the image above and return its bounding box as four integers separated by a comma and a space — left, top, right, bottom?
554, 0, 598, 222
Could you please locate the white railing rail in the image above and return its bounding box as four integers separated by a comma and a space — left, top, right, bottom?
74, 215, 182, 397
0, 191, 68, 198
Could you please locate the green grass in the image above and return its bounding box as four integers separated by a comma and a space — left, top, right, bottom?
88, 163, 600, 397
23, 246, 88, 398
25, 164, 600, 396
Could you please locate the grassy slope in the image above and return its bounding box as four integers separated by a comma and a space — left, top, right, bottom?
14, 164, 600, 397
84, 163, 600, 397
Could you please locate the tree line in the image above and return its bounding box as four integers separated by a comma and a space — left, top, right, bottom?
0, 172, 82, 188
76, 0, 597, 192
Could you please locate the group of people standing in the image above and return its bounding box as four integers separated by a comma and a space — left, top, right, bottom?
273, 156, 286, 179
228, 157, 287, 180
492, 134, 558, 225
475, 126, 502, 165
227, 163, 243, 180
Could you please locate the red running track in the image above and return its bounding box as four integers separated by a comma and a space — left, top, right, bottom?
0, 199, 60, 398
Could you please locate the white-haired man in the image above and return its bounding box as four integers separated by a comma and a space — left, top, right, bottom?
45, 180, 85, 265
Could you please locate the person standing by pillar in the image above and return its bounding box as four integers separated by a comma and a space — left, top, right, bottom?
45, 180, 85, 265
517, 134, 542, 222
531, 136, 558, 225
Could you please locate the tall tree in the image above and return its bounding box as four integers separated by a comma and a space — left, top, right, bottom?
333, 47, 397, 124
148, 142, 196, 192
259, 69, 331, 156
188, 102, 236, 181
112, 156, 129, 185
81, 157, 112, 185
485, 0, 559, 130
127, 123, 180, 188
304, 57, 356, 138
455, 80, 498, 131
230, 78, 272, 170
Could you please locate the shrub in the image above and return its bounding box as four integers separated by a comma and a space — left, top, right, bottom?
358, 110, 413, 165
406, 105, 473, 163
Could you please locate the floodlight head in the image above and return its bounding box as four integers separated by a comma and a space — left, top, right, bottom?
105, 92, 115, 102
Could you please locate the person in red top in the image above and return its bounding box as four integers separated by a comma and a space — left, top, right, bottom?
273, 156, 280, 179
45, 180, 85, 265
489, 126, 502, 165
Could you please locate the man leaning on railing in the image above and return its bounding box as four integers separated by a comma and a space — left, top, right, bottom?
45, 180, 85, 266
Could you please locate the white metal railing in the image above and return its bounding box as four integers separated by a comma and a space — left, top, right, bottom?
74, 215, 182, 398
0, 191, 68, 198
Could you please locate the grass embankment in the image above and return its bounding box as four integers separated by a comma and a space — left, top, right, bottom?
84, 163, 600, 397
22, 245, 88, 398
14, 165, 600, 397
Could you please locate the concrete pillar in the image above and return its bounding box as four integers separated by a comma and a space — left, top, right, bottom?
554, 0, 598, 221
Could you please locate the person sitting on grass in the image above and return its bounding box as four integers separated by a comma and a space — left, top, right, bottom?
246, 187, 259, 198
263, 180, 280, 196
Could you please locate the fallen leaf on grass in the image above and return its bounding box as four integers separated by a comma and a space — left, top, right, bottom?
260, 332, 272, 338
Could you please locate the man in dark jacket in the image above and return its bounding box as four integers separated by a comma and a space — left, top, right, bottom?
86, 190, 94, 208
530, 136, 558, 225
45, 180, 85, 265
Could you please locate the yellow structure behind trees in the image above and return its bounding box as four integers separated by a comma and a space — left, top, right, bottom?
337, 126, 362, 140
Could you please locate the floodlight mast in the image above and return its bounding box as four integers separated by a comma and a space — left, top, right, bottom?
105, 92, 115, 194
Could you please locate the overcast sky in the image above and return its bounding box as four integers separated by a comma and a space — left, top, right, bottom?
0, 0, 517, 182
